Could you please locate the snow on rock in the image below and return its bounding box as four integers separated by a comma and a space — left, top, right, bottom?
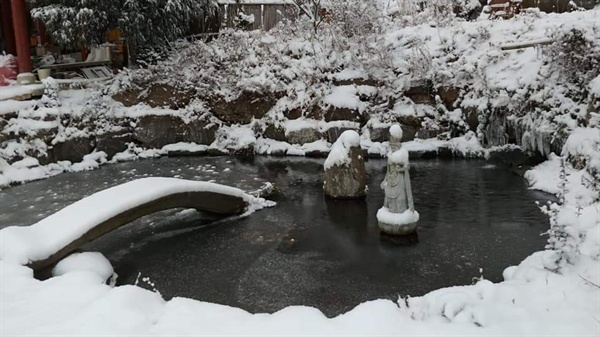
449, 132, 484, 158
53, 252, 115, 283
0, 177, 273, 265
0, 100, 36, 115
324, 130, 360, 169
3, 117, 59, 135
162, 142, 209, 153
319, 120, 360, 132
376, 207, 419, 226
330, 68, 367, 81
214, 125, 257, 152
301, 139, 330, 153
323, 85, 368, 112
0, 162, 66, 189
255, 138, 290, 155
69, 152, 108, 172
110, 145, 165, 163
366, 142, 388, 157
524, 154, 564, 195
0, 84, 43, 101
402, 138, 447, 153
286, 147, 305, 156
284, 118, 319, 135
11, 157, 40, 169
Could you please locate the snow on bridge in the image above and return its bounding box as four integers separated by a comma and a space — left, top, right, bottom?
0, 177, 273, 272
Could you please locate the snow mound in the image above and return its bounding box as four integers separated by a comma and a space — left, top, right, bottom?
53, 252, 115, 283
324, 130, 360, 170
524, 154, 563, 195
11, 157, 40, 169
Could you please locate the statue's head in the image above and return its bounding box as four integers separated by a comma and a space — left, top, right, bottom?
389, 124, 403, 152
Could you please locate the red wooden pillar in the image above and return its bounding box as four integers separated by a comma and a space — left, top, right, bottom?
10, 0, 32, 73
0, 0, 17, 55
36, 19, 50, 45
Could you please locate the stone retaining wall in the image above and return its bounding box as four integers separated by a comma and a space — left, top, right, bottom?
1, 81, 596, 170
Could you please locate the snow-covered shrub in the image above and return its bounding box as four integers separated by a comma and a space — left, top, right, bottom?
453, 0, 482, 20
405, 36, 433, 79
234, 10, 256, 30
439, 109, 469, 138
539, 158, 579, 270
31, 0, 218, 61
390, 0, 458, 26
548, 28, 600, 90
325, 0, 384, 38
31, 4, 108, 47
529, 126, 600, 272
116, 0, 396, 106
39, 77, 60, 108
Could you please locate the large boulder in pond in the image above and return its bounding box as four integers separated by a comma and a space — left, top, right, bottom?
323, 130, 366, 199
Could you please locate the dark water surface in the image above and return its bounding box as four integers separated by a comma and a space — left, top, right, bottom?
0, 157, 551, 317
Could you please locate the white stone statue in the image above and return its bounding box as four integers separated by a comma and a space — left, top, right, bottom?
377, 125, 419, 235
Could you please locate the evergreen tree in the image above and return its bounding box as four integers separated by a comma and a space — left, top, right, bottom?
30, 0, 218, 62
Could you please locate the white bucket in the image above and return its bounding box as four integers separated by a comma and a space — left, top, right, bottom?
38, 69, 52, 80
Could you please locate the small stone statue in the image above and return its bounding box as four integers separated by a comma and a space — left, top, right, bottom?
377, 125, 419, 235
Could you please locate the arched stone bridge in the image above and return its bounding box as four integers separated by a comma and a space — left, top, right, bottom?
0, 178, 266, 273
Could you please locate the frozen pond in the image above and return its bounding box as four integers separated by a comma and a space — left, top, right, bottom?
0, 156, 551, 317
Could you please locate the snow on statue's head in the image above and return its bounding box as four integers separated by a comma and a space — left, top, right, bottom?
389, 124, 403, 152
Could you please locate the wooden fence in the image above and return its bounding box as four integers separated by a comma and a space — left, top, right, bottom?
219, 1, 298, 31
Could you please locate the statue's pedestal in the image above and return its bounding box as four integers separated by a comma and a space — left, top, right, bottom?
377, 206, 419, 235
